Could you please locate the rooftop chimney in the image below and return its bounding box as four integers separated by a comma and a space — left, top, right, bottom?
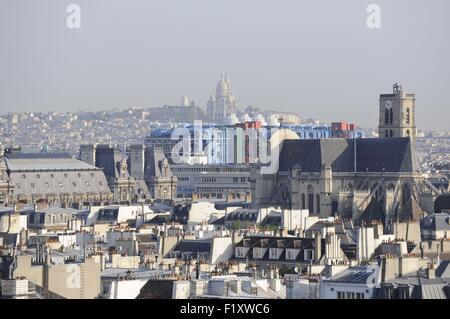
426, 266, 435, 280
314, 232, 321, 262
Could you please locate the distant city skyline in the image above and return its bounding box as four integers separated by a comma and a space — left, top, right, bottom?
0, 0, 449, 130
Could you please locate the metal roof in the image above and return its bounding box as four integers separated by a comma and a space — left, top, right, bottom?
328, 267, 375, 283
5, 157, 99, 171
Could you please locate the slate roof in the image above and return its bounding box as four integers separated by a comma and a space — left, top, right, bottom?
307, 221, 346, 234
94, 145, 126, 179
421, 213, 450, 231
144, 149, 173, 179
420, 278, 448, 299
436, 260, 450, 279
145, 214, 171, 225
357, 197, 386, 225
373, 271, 450, 299
278, 137, 419, 173
327, 266, 376, 283
5, 157, 111, 196
261, 215, 282, 227
434, 193, 450, 214
5, 157, 99, 171
224, 210, 258, 223
0, 233, 18, 248
173, 239, 212, 254
341, 243, 357, 260
234, 236, 322, 262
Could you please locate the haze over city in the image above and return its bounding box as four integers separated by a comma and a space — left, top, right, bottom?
0, 0, 449, 129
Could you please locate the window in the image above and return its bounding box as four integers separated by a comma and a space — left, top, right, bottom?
50, 173, 54, 179
36, 174, 40, 179
254, 248, 262, 259
316, 194, 320, 214
286, 249, 297, 260
307, 185, 314, 213
301, 194, 306, 209
406, 108, 410, 125
102, 282, 111, 295
304, 249, 314, 261
269, 249, 278, 259
236, 248, 245, 258
31, 182, 35, 188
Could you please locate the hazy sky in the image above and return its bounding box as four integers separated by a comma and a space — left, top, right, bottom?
0, 0, 449, 129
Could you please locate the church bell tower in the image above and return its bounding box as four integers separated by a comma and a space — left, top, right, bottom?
379, 83, 416, 142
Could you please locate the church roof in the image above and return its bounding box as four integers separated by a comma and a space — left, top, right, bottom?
278, 137, 419, 173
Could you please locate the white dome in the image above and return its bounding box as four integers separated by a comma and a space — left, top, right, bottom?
216, 78, 229, 96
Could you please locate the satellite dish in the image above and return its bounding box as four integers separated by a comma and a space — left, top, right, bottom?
294, 267, 299, 273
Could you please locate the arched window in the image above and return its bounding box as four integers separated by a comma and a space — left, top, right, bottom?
385, 108, 389, 125
307, 185, 314, 213
389, 108, 393, 124
402, 184, 411, 206
301, 194, 306, 209
316, 194, 320, 214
